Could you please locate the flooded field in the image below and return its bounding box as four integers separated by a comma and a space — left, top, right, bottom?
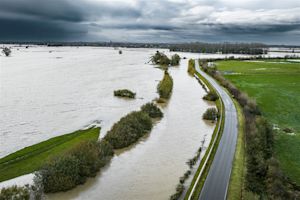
0, 46, 163, 157
1, 46, 292, 199
0, 46, 214, 199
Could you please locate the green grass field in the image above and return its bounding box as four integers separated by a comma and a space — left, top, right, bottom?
216, 60, 300, 185
0, 128, 100, 182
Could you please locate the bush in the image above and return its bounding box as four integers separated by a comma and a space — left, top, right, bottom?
187, 59, 196, 75
35, 140, 114, 193
170, 54, 181, 66
141, 103, 163, 118
151, 51, 170, 65
157, 70, 173, 99
2, 47, 11, 57
203, 108, 219, 121
0, 185, 30, 200
114, 89, 136, 98
104, 111, 153, 149
203, 91, 219, 101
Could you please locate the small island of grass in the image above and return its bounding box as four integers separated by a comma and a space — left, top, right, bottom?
114, 89, 136, 98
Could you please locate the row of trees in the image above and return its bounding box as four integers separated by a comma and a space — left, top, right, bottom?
104, 103, 163, 149
170, 42, 266, 55
200, 60, 299, 199
35, 139, 114, 193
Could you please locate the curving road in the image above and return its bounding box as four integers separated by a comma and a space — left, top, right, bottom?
195, 61, 238, 200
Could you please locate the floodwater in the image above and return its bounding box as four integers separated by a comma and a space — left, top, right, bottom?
0, 46, 214, 199
0, 46, 163, 157
47, 51, 215, 200
1, 46, 296, 199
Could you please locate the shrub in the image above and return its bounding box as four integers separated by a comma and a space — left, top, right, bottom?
0, 185, 30, 200
203, 108, 219, 121
151, 51, 170, 65
187, 59, 196, 75
157, 70, 173, 99
35, 140, 114, 193
104, 111, 153, 149
114, 89, 136, 98
141, 103, 163, 118
170, 54, 181, 66
38, 154, 81, 193
2, 47, 11, 57
203, 91, 219, 101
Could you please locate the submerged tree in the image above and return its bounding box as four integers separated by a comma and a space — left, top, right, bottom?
2, 47, 11, 57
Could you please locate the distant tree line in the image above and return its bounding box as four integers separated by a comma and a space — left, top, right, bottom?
169, 42, 266, 55
200, 59, 300, 199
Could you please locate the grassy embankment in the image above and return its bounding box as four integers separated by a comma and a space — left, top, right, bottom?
216, 60, 300, 185
0, 128, 100, 182
184, 70, 225, 200
227, 98, 246, 200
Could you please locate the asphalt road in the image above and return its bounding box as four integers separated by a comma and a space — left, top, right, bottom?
195, 62, 238, 200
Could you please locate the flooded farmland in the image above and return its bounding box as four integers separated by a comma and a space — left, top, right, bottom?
0, 46, 241, 199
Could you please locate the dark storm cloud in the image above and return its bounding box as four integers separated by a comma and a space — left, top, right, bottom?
0, 0, 300, 44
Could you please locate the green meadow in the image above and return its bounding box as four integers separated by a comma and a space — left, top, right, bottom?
0, 128, 100, 182
216, 60, 300, 184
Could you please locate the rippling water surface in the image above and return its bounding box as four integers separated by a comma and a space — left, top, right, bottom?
1, 46, 245, 199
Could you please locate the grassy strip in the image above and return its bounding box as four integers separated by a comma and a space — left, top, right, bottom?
184, 71, 225, 200
227, 98, 246, 200
0, 128, 100, 182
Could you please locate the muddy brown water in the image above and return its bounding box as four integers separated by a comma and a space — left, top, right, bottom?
47, 53, 215, 200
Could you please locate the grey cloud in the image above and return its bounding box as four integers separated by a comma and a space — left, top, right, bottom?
0, 0, 299, 44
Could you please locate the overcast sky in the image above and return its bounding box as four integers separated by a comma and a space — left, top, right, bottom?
1, 0, 300, 44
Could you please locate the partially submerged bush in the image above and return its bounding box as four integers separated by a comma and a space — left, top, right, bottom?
104, 111, 153, 149
187, 59, 196, 75
114, 89, 136, 98
2, 47, 11, 57
141, 103, 163, 118
203, 91, 219, 101
203, 108, 219, 121
157, 70, 173, 99
0, 185, 30, 200
170, 54, 181, 66
151, 51, 170, 65
151, 51, 180, 66
36, 140, 114, 193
